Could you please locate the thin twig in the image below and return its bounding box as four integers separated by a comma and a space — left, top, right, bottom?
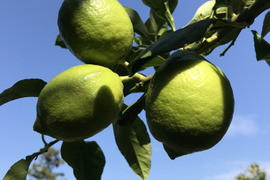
135, 74, 154, 87
41, 134, 48, 146
220, 30, 241, 56
33, 139, 59, 160
125, 74, 154, 95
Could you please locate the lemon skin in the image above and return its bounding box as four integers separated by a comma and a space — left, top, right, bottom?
58, 0, 134, 67
145, 51, 234, 159
33, 64, 124, 142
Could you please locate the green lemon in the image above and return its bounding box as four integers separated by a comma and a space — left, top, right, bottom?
58, 0, 134, 67
33, 64, 124, 141
145, 50, 234, 159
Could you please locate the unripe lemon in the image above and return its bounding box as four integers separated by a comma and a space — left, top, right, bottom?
33, 64, 124, 141
145, 50, 234, 159
58, 0, 134, 67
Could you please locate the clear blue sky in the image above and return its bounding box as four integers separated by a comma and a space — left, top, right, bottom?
1, 0, 270, 180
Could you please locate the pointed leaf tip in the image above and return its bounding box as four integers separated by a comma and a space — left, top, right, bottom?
61, 141, 105, 180
113, 113, 151, 180
3, 155, 35, 180
0, 79, 46, 106
252, 30, 270, 62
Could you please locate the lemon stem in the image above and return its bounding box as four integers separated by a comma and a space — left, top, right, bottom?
121, 74, 154, 96
119, 73, 145, 83
138, 74, 154, 86
42, 134, 48, 146
31, 139, 59, 160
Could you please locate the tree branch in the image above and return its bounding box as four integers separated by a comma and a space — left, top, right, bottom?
192, 0, 270, 55
232, 0, 270, 23
33, 139, 59, 160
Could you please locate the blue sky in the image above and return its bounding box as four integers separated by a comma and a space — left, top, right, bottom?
1, 0, 270, 180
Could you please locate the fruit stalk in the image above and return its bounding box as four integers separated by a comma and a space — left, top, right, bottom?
120, 73, 152, 96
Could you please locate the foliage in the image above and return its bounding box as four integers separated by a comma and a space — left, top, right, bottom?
61, 141, 105, 180
1, 0, 270, 179
235, 163, 267, 180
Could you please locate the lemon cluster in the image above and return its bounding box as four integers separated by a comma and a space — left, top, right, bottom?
33, 0, 133, 141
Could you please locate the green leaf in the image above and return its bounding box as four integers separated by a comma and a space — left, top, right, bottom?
124, 7, 151, 42
112, 48, 146, 76
113, 110, 151, 180
187, 0, 216, 25
262, 11, 270, 38
145, 10, 167, 42
251, 30, 270, 62
214, 0, 228, 8
3, 155, 35, 180
142, 0, 178, 21
252, 30, 270, 61
117, 100, 145, 125
61, 141, 105, 180
162, 0, 176, 30
55, 34, 67, 49
129, 18, 218, 74
0, 79, 46, 106
139, 55, 166, 71
187, 0, 228, 26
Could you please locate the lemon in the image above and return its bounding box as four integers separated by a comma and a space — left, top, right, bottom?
58, 0, 134, 67
33, 64, 124, 141
145, 50, 234, 159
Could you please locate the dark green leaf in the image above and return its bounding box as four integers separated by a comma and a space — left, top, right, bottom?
112, 48, 146, 76
61, 141, 105, 180
3, 155, 35, 180
124, 7, 151, 42
117, 98, 146, 125
111, 63, 130, 76
0, 79, 46, 106
214, 0, 228, 8
55, 34, 67, 49
113, 109, 151, 180
139, 55, 166, 71
128, 48, 147, 63
129, 18, 218, 74
252, 30, 270, 62
142, 0, 178, 21
145, 10, 167, 42
262, 11, 270, 38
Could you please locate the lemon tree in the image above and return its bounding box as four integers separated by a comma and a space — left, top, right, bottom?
1, 0, 270, 180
